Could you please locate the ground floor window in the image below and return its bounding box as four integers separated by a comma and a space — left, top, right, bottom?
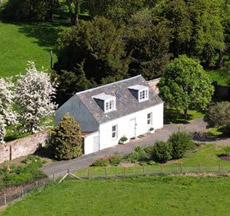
147, 113, 152, 125
112, 125, 118, 139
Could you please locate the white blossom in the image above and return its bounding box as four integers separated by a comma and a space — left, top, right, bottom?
16, 61, 57, 133
0, 78, 17, 143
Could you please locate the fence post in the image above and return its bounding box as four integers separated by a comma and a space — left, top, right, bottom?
124, 167, 126, 178
199, 163, 202, 173
180, 163, 183, 174
21, 186, 24, 197
105, 167, 108, 179
161, 164, 163, 174
87, 168, 90, 180
219, 163, 221, 173
53, 174, 55, 181
143, 166, 145, 175
4, 193, 6, 206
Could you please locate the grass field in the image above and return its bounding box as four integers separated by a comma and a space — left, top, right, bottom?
0, 20, 64, 77
164, 107, 204, 124
207, 70, 228, 86
74, 144, 230, 179
1, 176, 230, 216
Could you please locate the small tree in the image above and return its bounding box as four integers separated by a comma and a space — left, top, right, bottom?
152, 141, 172, 163
47, 113, 83, 160
16, 62, 57, 133
158, 55, 214, 118
204, 102, 230, 130
0, 78, 17, 143
168, 131, 194, 159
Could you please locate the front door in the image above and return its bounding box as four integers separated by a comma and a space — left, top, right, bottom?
129, 118, 136, 139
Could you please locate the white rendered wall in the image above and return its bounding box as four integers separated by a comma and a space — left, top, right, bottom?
84, 131, 99, 155
98, 103, 164, 150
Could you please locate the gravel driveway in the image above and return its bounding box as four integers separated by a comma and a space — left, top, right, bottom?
41, 118, 209, 178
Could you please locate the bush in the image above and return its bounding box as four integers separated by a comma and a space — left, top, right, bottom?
120, 136, 128, 142
108, 153, 122, 166
91, 158, 109, 167
123, 146, 148, 163
47, 113, 83, 160
168, 131, 194, 159
152, 141, 172, 163
224, 146, 230, 156
1, 0, 56, 21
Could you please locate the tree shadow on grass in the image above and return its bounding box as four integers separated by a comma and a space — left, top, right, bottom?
0, 17, 69, 52
17, 21, 67, 52
164, 108, 191, 124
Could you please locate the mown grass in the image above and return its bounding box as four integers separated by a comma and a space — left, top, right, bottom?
1, 176, 230, 216
164, 107, 204, 124
75, 144, 230, 179
0, 20, 64, 77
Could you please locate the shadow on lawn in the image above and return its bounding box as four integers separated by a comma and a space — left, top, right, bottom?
164, 108, 191, 124
0, 17, 68, 52
17, 21, 66, 51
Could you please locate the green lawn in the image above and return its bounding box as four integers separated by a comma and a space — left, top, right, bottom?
0, 20, 64, 77
207, 70, 228, 86
74, 144, 230, 178
1, 176, 230, 216
164, 107, 204, 124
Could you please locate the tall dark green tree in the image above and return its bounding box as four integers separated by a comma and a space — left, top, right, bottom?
88, 0, 144, 26
47, 113, 83, 160
152, 0, 225, 67
53, 16, 129, 105
124, 8, 172, 79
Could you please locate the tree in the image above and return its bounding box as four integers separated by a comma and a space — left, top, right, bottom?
152, 0, 225, 67
168, 131, 194, 159
158, 55, 214, 118
65, 0, 88, 25
88, 0, 144, 26
1, 0, 59, 21
47, 113, 83, 160
53, 16, 129, 105
16, 62, 57, 133
204, 102, 230, 129
152, 141, 172, 163
124, 8, 171, 79
0, 78, 17, 143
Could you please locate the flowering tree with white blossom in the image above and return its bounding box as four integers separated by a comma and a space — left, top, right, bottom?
16, 61, 57, 133
0, 78, 17, 143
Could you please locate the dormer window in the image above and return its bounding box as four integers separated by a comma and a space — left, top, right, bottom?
139, 89, 148, 102
105, 99, 115, 112
128, 85, 149, 102
93, 93, 116, 113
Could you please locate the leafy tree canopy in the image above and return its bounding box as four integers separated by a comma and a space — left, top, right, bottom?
158, 55, 214, 117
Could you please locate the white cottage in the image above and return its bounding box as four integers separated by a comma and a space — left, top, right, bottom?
55, 75, 164, 155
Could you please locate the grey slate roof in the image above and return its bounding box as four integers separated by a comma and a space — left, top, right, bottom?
76, 75, 163, 124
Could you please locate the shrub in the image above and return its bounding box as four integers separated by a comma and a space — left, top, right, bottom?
143, 146, 155, 160
168, 131, 194, 159
224, 146, 230, 156
120, 136, 128, 142
47, 113, 83, 160
152, 141, 172, 163
91, 158, 109, 167
123, 146, 148, 163
108, 153, 122, 166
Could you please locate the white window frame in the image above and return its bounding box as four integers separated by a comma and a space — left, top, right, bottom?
138, 88, 149, 102
104, 99, 116, 113
112, 125, 118, 139
147, 113, 152, 125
